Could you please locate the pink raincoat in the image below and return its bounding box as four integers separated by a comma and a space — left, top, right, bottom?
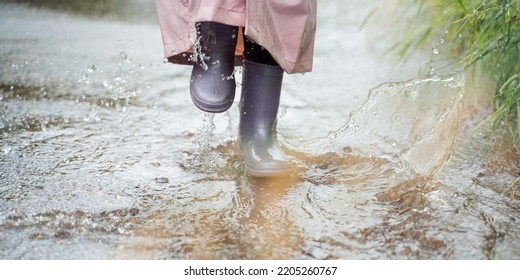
155, 0, 317, 74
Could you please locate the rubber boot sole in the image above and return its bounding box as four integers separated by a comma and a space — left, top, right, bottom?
190, 88, 234, 113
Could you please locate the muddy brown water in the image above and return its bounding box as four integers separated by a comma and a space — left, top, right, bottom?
1, 0, 519, 259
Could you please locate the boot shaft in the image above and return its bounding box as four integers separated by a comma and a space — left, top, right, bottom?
197, 22, 238, 51
239, 59, 284, 137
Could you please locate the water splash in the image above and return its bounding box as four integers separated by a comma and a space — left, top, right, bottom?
176, 113, 222, 174
5, 0, 520, 260
296, 71, 465, 181
190, 31, 209, 70
197, 112, 217, 156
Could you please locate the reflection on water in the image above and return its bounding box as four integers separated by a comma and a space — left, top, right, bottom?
1, 0, 519, 260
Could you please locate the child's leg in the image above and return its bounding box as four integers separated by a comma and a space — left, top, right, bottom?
190, 22, 238, 113
238, 37, 291, 176
243, 36, 278, 66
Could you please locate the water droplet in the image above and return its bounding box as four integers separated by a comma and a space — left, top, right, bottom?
3, 143, 12, 154
87, 65, 96, 72
392, 114, 402, 123
279, 108, 287, 118
155, 177, 169, 184
119, 51, 128, 61
432, 46, 439, 55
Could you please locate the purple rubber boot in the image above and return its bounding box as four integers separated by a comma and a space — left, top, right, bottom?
238, 59, 292, 176
190, 22, 238, 113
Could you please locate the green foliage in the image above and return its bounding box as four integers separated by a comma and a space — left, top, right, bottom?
396, 0, 520, 146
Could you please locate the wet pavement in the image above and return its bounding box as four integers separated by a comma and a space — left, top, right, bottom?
1, 0, 519, 259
